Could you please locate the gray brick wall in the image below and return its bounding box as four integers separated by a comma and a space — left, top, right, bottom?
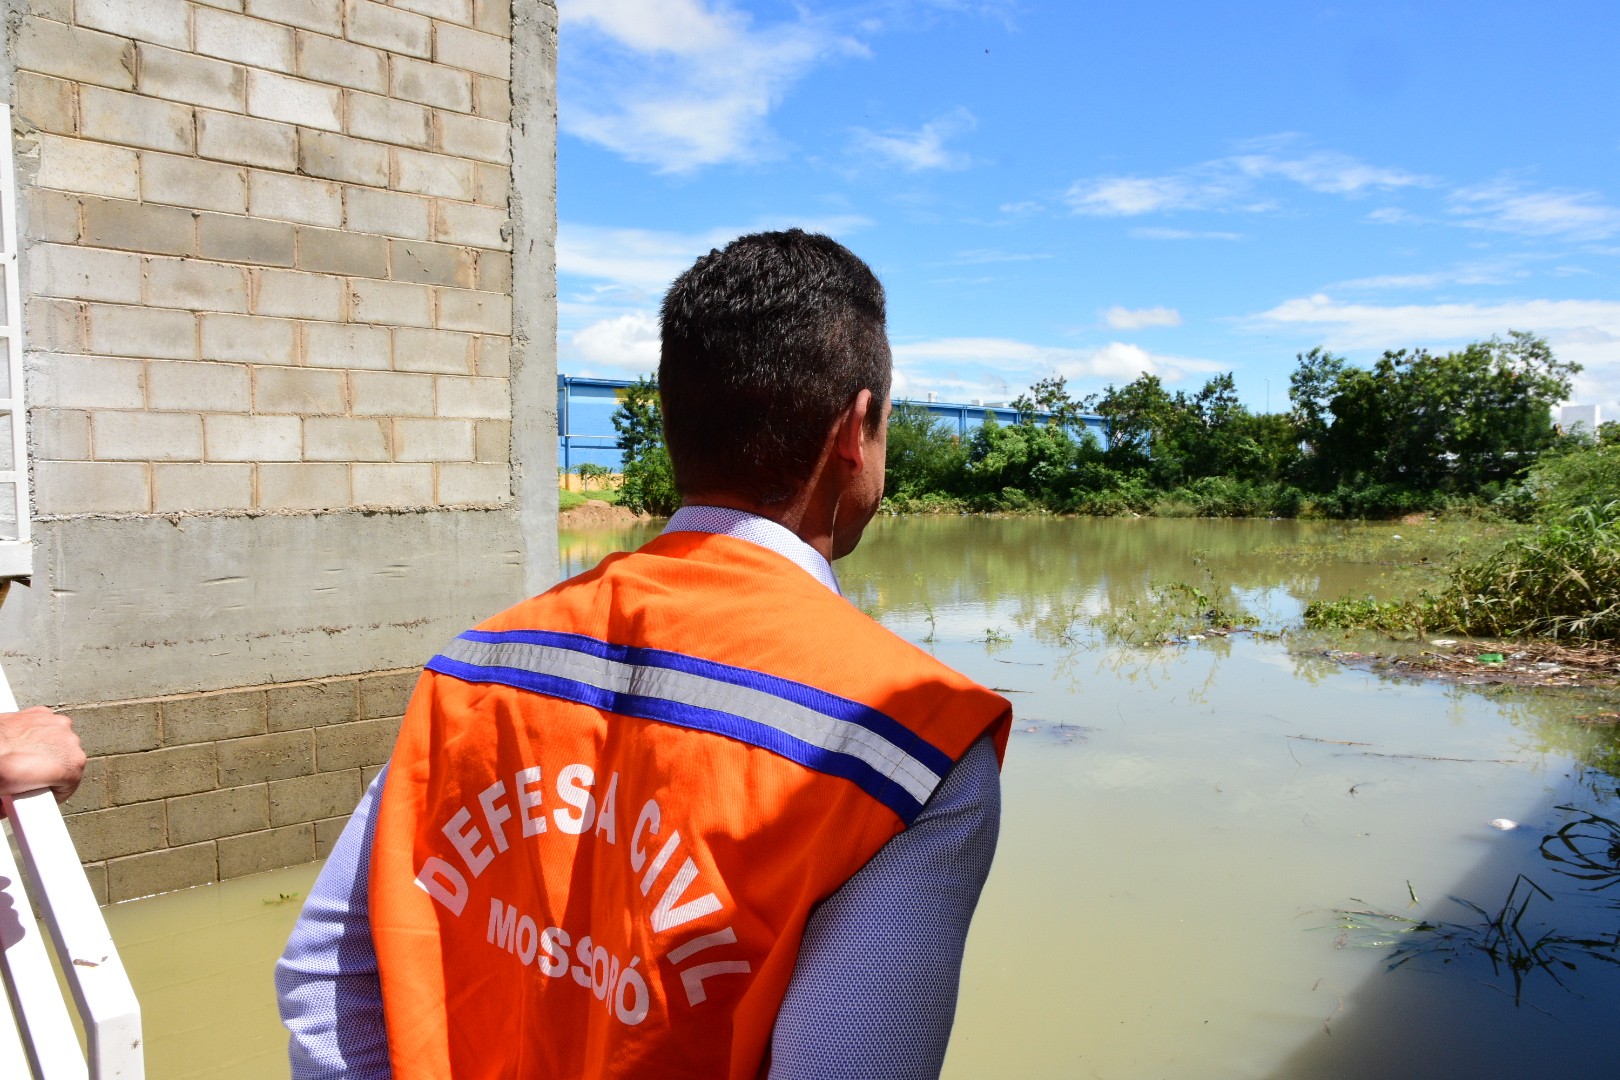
0, 1, 558, 898
16, 0, 516, 517
62, 670, 414, 901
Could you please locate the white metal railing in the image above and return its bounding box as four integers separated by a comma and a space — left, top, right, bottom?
0, 102, 33, 578
0, 662, 142, 1079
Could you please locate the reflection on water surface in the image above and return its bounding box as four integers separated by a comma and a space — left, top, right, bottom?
113, 517, 1620, 1078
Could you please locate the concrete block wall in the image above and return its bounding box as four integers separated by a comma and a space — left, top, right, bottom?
60, 668, 416, 903
0, 0, 560, 897
15, 0, 518, 515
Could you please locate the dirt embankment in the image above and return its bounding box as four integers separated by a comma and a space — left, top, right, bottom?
558, 501, 652, 529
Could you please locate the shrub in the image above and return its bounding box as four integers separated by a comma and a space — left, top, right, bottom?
1307, 502, 1620, 642
1310, 482, 1433, 519
1425, 502, 1620, 641
882, 491, 969, 515
1518, 441, 1620, 523
886, 403, 969, 501
1159, 477, 1305, 518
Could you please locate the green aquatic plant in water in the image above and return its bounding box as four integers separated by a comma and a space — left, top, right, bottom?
981, 626, 1012, 649
1540, 806, 1620, 893
1332, 873, 1620, 1006
1302, 595, 1428, 636
1098, 578, 1259, 646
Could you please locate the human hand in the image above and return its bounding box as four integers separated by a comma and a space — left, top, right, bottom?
0, 706, 88, 802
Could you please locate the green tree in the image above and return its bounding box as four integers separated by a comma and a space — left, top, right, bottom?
1288, 348, 1347, 452
1012, 375, 1091, 437
610, 376, 680, 516
885, 403, 969, 500
1221, 411, 1303, 483
1091, 374, 1177, 475
1289, 332, 1578, 502
1090, 372, 1259, 488
1180, 372, 1248, 481
573, 461, 613, 490
963, 412, 1080, 506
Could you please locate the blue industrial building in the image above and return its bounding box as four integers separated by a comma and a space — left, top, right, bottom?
557, 374, 1108, 475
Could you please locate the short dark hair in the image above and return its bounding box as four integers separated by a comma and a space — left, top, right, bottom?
659, 229, 890, 505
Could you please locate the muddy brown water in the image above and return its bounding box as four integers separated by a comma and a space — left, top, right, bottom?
102, 517, 1620, 1077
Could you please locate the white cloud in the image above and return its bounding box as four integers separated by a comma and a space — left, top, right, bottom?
1066, 137, 1427, 217
1129, 227, 1244, 241
852, 107, 976, 171
557, 215, 878, 376
558, 0, 865, 172
1229, 143, 1429, 194
1067, 175, 1214, 216
1245, 293, 1620, 410
1365, 206, 1422, 226
558, 225, 712, 297
558, 214, 875, 298
571, 310, 661, 373
890, 336, 1223, 402
1330, 255, 1540, 291
948, 248, 1053, 265
561, 0, 738, 54
1104, 305, 1182, 330
1447, 182, 1620, 241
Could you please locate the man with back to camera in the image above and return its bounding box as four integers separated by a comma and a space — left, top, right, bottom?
276, 229, 1013, 1079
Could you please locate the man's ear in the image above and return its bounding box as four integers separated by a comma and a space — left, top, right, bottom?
833, 389, 875, 474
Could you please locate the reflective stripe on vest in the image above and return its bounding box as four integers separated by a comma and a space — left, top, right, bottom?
425, 627, 956, 824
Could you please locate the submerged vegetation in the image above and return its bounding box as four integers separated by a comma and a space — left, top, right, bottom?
1332, 871, 1620, 1007
1096, 578, 1261, 646
1331, 803, 1620, 1008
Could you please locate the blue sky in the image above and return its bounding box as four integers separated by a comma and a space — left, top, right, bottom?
554, 1, 1620, 418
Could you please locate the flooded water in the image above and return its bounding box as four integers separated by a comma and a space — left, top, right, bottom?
107, 517, 1620, 1078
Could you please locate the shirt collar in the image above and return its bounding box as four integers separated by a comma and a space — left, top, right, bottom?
661, 505, 842, 596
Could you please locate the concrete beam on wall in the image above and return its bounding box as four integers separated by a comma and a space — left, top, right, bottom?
0, 508, 526, 704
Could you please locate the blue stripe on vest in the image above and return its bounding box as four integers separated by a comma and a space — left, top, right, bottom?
423, 628, 954, 824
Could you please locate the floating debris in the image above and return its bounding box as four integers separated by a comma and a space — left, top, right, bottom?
1488, 819, 1519, 831
1319, 639, 1620, 689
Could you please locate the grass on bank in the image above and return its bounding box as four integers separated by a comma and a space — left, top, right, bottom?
558, 487, 623, 512
1306, 502, 1620, 644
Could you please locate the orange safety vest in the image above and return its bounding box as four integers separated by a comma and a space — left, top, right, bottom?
369, 531, 1012, 1079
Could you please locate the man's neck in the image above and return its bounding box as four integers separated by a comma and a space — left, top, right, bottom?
678, 491, 835, 562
